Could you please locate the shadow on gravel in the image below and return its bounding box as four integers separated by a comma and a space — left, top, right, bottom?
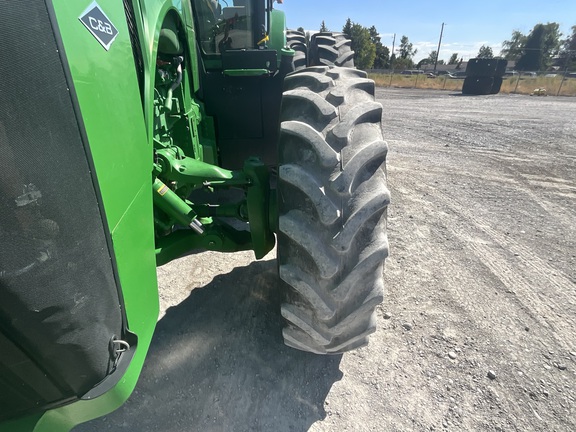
74, 259, 343, 432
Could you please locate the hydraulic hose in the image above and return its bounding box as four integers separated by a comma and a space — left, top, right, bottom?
164, 56, 183, 112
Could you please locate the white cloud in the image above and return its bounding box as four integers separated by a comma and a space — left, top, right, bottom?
409, 41, 503, 62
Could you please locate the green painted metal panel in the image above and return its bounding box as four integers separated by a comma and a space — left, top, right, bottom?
54, 0, 152, 232
48, 0, 160, 427
268, 8, 286, 55
0, 1, 161, 430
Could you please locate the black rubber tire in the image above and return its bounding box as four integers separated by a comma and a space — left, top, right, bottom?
490, 76, 503, 94
309, 32, 355, 68
286, 29, 308, 71
462, 76, 494, 95
278, 66, 389, 354
465, 58, 498, 78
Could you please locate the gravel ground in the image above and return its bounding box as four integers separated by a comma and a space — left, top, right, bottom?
75, 88, 576, 432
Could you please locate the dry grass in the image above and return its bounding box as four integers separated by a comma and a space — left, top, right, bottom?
368, 73, 576, 96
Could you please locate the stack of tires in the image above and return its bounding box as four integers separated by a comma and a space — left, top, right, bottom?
285, 29, 308, 71
462, 58, 507, 95
285, 30, 355, 71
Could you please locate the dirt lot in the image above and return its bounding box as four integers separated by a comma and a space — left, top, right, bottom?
75, 88, 576, 432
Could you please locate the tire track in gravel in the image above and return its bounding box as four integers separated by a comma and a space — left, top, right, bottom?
397, 149, 576, 243
389, 170, 574, 430
398, 172, 576, 353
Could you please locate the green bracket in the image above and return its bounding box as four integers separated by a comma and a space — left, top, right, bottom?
244, 158, 275, 259
152, 151, 275, 264
222, 68, 270, 77
155, 223, 252, 266
155, 148, 248, 188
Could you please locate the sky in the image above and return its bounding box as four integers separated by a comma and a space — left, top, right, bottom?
274, 0, 576, 62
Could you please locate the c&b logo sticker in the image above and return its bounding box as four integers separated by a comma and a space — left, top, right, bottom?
79, 1, 119, 51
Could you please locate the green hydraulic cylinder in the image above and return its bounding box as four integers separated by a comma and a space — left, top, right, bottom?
153, 178, 204, 234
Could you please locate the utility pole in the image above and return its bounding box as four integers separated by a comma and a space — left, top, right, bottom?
557, 50, 573, 96
389, 33, 396, 86
391, 33, 396, 66
433, 23, 445, 73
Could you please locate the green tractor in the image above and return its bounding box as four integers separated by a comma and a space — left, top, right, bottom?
0, 0, 389, 430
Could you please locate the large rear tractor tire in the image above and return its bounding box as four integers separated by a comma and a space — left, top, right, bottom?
278, 66, 390, 354
286, 29, 308, 71
309, 32, 355, 68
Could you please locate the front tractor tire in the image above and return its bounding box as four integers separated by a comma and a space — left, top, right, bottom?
278, 66, 390, 354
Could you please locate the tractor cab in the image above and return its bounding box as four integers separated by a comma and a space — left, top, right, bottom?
186, 0, 291, 169
191, 0, 286, 61
194, 0, 264, 54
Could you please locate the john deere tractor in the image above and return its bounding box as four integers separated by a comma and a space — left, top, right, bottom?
0, 0, 389, 430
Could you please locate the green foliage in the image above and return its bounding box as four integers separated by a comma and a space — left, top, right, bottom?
448, 53, 459, 65
392, 57, 414, 70
350, 23, 376, 70
375, 45, 390, 69
320, 20, 328, 32
501, 30, 526, 60
369, 25, 390, 68
502, 23, 562, 70
516, 26, 545, 70
542, 22, 562, 58
342, 18, 353, 39
560, 25, 576, 70
340, 19, 382, 69
417, 50, 444, 69
477, 45, 494, 58
516, 22, 562, 71
399, 35, 417, 59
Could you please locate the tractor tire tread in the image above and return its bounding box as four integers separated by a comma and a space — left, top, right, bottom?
278, 66, 389, 354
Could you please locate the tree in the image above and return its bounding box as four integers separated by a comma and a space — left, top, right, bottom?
448, 53, 459, 65
392, 57, 413, 70
350, 23, 376, 70
477, 45, 494, 58
342, 18, 353, 39
503, 23, 562, 70
417, 50, 443, 69
369, 25, 390, 69
541, 22, 562, 62
399, 35, 417, 59
516, 23, 562, 71
559, 25, 576, 71
501, 30, 527, 60
297, 26, 310, 45
416, 58, 429, 69
320, 20, 329, 32
375, 45, 390, 69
